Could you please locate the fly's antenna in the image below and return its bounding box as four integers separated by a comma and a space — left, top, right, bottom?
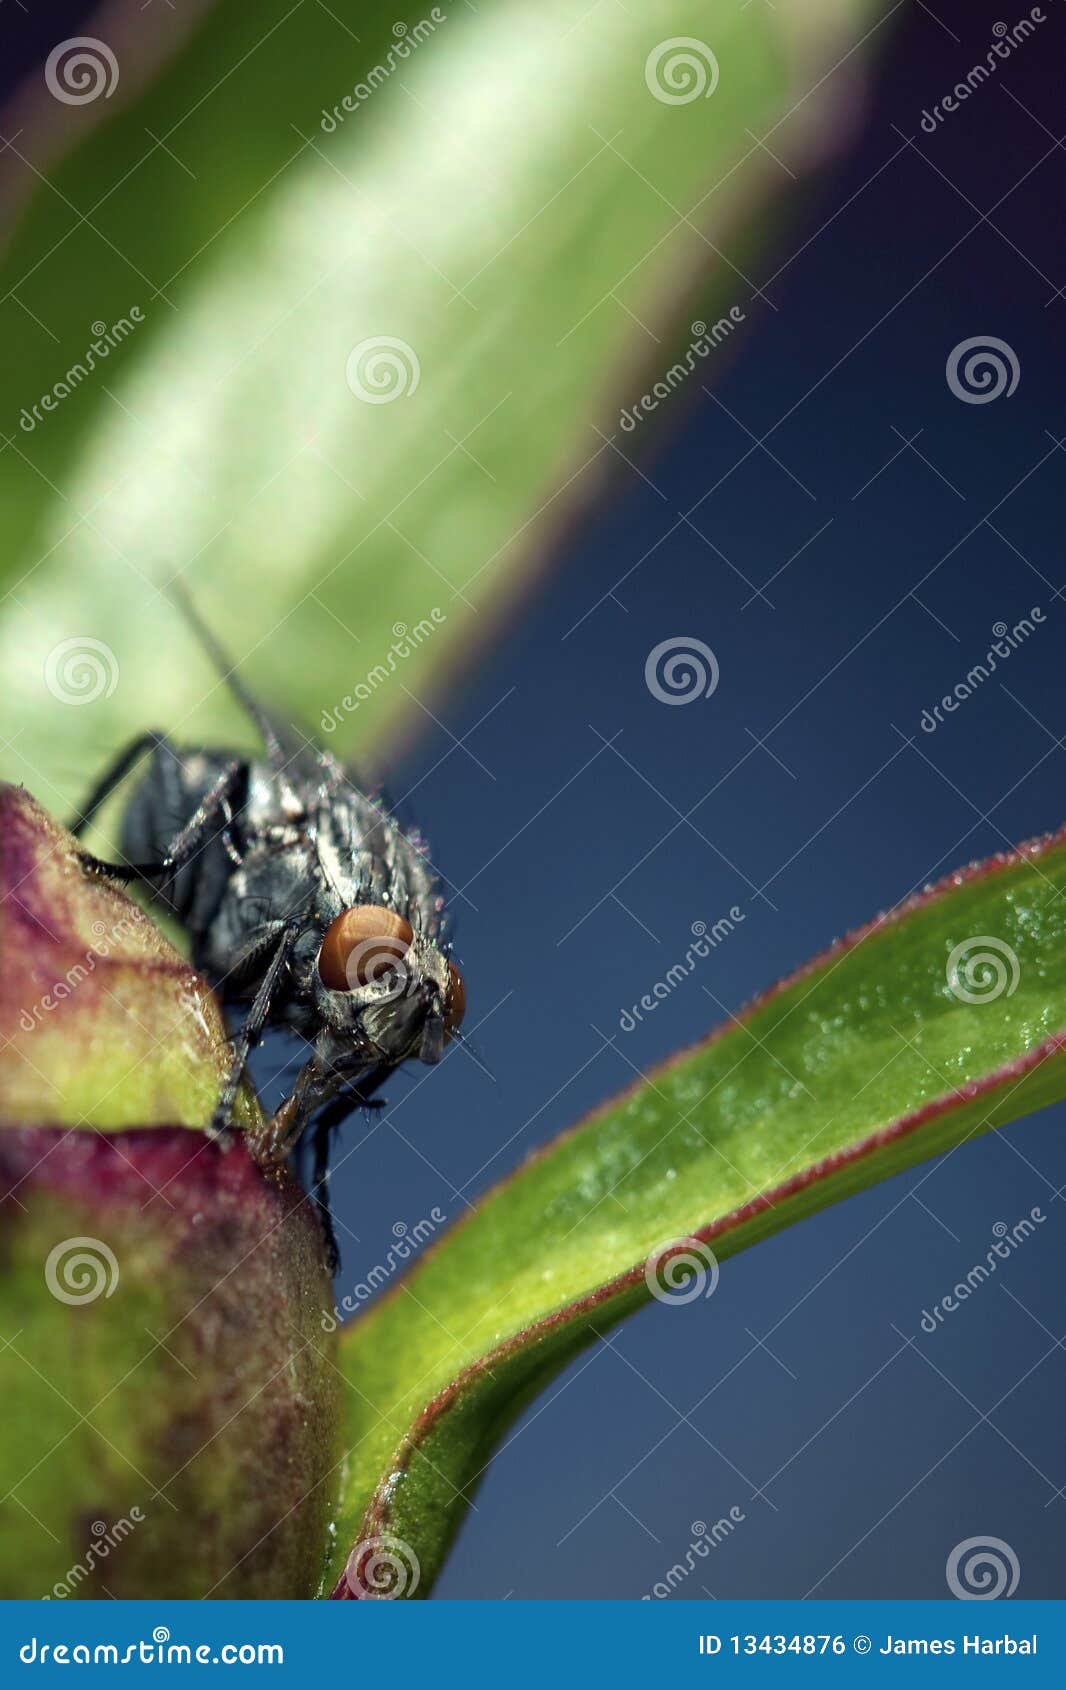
166, 577, 287, 767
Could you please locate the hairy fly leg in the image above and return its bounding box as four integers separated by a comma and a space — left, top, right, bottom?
310, 1120, 338, 1273
70, 730, 170, 838
285, 1076, 390, 1272
209, 921, 300, 1139
78, 755, 246, 902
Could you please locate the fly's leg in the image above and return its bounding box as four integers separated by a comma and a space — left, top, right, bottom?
257, 1061, 391, 1167
209, 921, 299, 1140
150, 759, 245, 898
79, 759, 246, 888
256, 1065, 391, 1270
302, 1073, 391, 1272
70, 731, 170, 837
318, 1064, 393, 1129
311, 1120, 339, 1274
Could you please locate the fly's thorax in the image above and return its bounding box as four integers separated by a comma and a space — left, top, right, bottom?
244, 759, 308, 830
313, 786, 443, 946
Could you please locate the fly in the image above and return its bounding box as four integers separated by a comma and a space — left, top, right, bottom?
74, 592, 466, 1266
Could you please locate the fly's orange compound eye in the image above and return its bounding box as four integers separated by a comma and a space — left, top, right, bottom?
445, 961, 466, 1034
318, 905, 414, 992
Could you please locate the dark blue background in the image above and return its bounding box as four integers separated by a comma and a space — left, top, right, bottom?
6, 0, 1065, 1600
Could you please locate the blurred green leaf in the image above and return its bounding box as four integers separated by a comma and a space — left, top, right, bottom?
329, 830, 1066, 1597
0, 0, 890, 813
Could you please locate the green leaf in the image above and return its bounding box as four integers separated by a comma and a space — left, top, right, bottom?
328, 829, 1066, 1597
0, 0, 890, 808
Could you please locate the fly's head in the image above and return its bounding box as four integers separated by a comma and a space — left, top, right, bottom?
307, 902, 465, 1069
288, 780, 466, 1092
